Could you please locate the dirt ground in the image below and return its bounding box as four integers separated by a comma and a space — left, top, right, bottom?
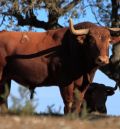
0, 114, 120, 129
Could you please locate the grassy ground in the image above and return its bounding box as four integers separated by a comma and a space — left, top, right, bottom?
0, 113, 120, 129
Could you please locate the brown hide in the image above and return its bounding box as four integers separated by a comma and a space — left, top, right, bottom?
0, 21, 119, 114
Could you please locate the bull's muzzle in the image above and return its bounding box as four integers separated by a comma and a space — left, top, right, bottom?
96, 56, 109, 66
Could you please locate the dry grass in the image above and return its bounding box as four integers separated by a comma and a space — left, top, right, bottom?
0, 114, 120, 129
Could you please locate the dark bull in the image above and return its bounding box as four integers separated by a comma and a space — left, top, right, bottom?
83, 83, 117, 114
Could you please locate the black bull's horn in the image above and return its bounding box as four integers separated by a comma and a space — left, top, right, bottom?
105, 83, 118, 96
69, 18, 89, 35
108, 28, 120, 36
113, 83, 118, 91
106, 83, 118, 92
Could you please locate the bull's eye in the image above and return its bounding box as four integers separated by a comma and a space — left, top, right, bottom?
89, 37, 96, 46
86, 35, 96, 47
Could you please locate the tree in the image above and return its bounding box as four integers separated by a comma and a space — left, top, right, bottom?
0, 0, 119, 29
0, 0, 82, 30
0, 0, 120, 84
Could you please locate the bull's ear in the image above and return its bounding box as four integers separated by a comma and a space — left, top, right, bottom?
106, 89, 115, 96
110, 36, 120, 44
77, 35, 86, 44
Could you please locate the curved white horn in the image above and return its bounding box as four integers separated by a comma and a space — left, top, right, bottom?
69, 18, 89, 35
108, 28, 120, 31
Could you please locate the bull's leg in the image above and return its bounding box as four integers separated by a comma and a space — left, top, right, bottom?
0, 102, 8, 113
59, 83, 74, 114
0, 54, 9, 113
71, 75, 91, 114
71, 85, 89, 115
59, 83, 88, 115
0, 80, 11, 113
0, 53, 7, 81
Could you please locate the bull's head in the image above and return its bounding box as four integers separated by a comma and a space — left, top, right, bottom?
69, 18, 120, 66
85, 83, 118, 113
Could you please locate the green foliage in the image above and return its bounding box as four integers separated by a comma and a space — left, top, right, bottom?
0, 0, 119, 30
0, 0, 82, 30
10, 86, 38, 115
80, 100, 88, 119
20, 100, 37, 115
46, 104, 62, 115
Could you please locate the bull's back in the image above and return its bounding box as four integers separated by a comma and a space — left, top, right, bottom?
12, 31, 61, 55
0, 30, 63, 56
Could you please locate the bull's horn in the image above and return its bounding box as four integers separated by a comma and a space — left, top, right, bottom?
114, 82, 119, 91
106, 83, 118, 91
108, 28, 120, 31
69, 18, 89, 35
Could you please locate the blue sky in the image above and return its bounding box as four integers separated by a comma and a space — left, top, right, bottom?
1, 2, 120, 115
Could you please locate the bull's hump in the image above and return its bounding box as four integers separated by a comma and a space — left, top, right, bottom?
75, 22, 97, 29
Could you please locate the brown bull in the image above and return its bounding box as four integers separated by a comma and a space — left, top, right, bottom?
83, 83, 117, 114
0, 18, 119, 114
